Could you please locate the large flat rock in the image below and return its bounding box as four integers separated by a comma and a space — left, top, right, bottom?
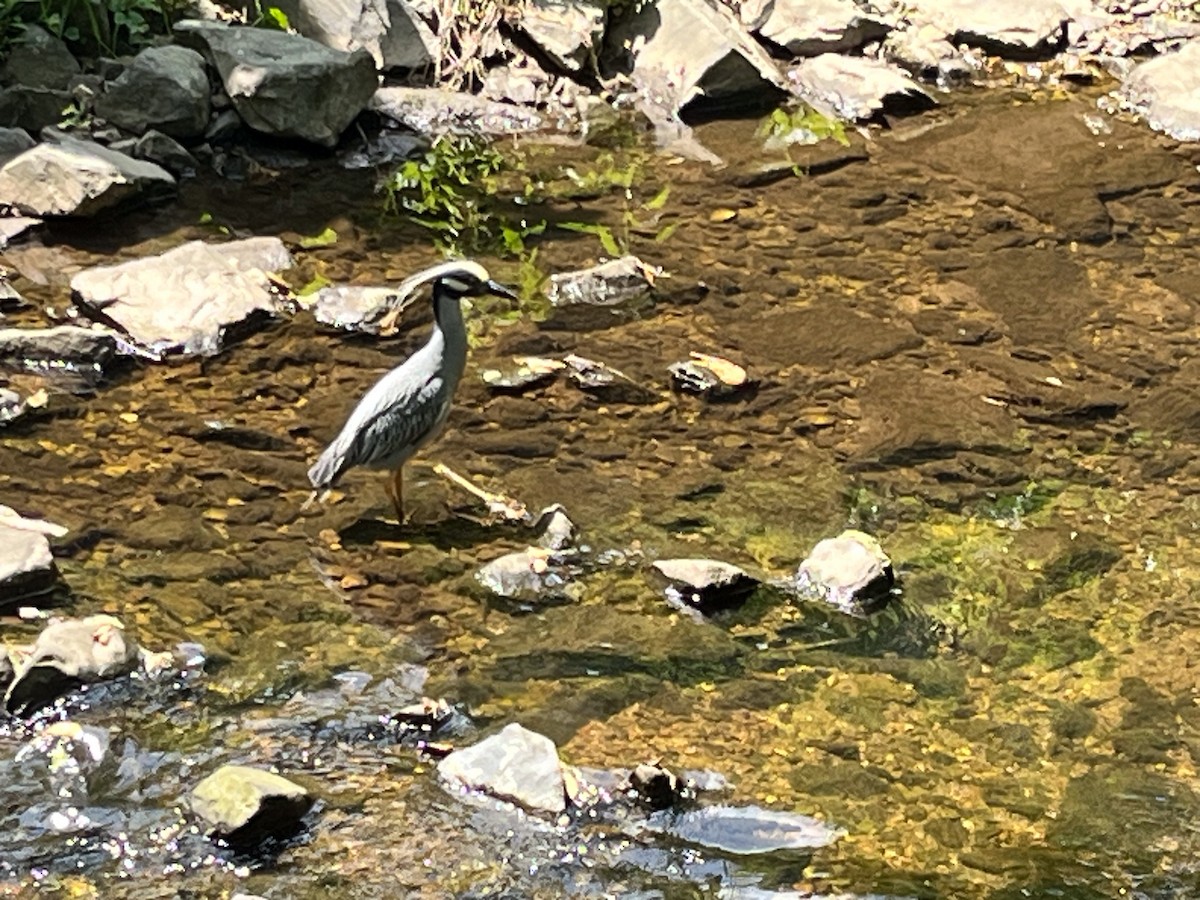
1121, 40, 1200, 142
0, 136, 175, 217
70, 237, 293, 357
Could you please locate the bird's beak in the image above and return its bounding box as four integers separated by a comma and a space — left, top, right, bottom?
485, 279, 519, 300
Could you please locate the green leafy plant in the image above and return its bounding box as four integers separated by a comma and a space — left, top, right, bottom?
0, 0, 183, 56
382, 132, 545, 258
757, 104, 850, 148
248, 0, 289, 30
558, 183, 676, 257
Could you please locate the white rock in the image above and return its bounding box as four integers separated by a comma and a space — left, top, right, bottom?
438, 723, 567, 815
743, 0, 887, 56
1120, 40, 1200, 141
519, 0, 607, 71
70, 237, 293, 357
0, 138, 174, 217
787, 53, 933, 120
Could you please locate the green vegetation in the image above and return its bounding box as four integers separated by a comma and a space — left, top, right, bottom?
757, 104, 850, 148
0, 0, 184, 56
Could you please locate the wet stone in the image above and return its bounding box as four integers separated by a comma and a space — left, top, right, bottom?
4, 614, 140, 717
651, 558, 760, 617
475, 546, 580, 608
438, 722, 567, 815
629, 762, 684, 811
793, 529, 895, 615
370, 86, 545, 136
190, 764, 314, 845
564, 353, 661, 404
642, 804, 845, 854
0, 325, 120, 376
0, 506, 66, 608
310, 284, 412, 334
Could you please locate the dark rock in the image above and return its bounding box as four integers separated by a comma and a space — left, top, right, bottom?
94, 45, 210, 139
0, 85, 73, 133
70, 237, 293, 357
0, 25, 80, 90
438, 722, 567, 815
0, 126, 34, 163
4, 614, 139, 716
370, 86, 545, 136
176, 20, 378, 148
0, 325, 120, 374
643, 804, 844, 854
190, 764, 314, 844
628, 762, 684, 810
0, 135, 175, 217
651, 558, 760, 616
794, 529, 894, 615
133, 130, 199, 177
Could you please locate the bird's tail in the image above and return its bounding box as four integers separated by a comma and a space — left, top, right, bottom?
307, 442, 348, 491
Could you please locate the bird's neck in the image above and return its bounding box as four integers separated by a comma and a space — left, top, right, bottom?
431, 286, 468, 375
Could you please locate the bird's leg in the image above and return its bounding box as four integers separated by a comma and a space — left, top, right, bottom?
384, 466, 405, 523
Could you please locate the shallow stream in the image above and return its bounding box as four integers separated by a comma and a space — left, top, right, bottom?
4, 82, 1200, 898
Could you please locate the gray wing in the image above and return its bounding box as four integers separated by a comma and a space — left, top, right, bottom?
308, 364, 447, 489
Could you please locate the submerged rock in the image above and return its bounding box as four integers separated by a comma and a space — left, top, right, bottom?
794, 529, 895, 615
644, 804, 845, 854
786, 54, 933, 121
548, 255, 658, 308
370, 86, 545, 136
0, 506, 66, 608
564, 353, 661, 404
669, 352, 755, 400
629, 762, 685, 811
481, 356, 565, 394
475, 546, 578, 606
652, 558, 760, 617
70, 236, 293, 357
0, 325, 120, 375
15, 720, 111, 774
94, 45, 211, 139
438, 722, 567, 815
190, 764, 314, 844
1120, 41, 1200, 142
310, 283, 413, 334
4, 614, 140, 717
176, 20, 378, 147
0, 137, 175, 217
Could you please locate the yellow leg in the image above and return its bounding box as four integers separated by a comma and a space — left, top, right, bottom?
384, 466, 405, 523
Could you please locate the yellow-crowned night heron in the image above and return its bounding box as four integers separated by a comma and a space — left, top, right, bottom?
307, 260, 517, 520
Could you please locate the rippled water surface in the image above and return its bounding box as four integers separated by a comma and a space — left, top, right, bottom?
4, 84, 1200, 898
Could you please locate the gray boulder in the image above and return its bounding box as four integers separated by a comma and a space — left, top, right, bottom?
133, 130, 200, 177
0, 126, 35, 163
0, 85, 75, 133
604, 0, 787, 114
190, 765, 313, 843
438, 723, 567, 815
0, 136, 175, 217
1120, 40, 1200, 142
0, 506, 66, 609
787, 53, 933, 120
70, 237, 293, 357
0, 25, 80, 90
547, 255, 656, 308
175, 20, 378, 148
274, 0, 436, 70
370, 86, 544, 136
94, 45, 211, 139
4, 614, 138, 716
518, 0, 606, 72
741, 0, 887, 56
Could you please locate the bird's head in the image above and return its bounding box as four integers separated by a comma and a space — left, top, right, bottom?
432, 260, 518, 301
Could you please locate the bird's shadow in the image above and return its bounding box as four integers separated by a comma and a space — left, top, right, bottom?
337, 510, 512, 552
